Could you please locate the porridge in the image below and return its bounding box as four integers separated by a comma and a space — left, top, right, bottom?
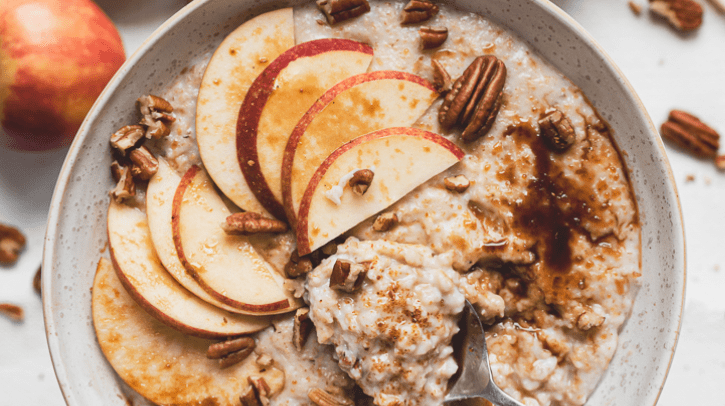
94, 2, 641, 406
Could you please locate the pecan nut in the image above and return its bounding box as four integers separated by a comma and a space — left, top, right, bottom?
330, 260, 368, 292
284, 250, 315, 278
660, 110, 720, 158
349, 169, 374, 195
439, 55, 507, 142
222, 212, 288, 235
110, 164, 136, 203
240, 376, 272, 406
129, 146, 159, 181
0, 223, 26, 265
308, 388, 354, 406
444, 174, 470, 192
207, 336, 256, 368
373, 212, 398, 232
293, 307, 314, 350
716, 155, 725, 170
317, 0, 371, 25
431, 60, 452, 93
649, 0, 703, 31
419, 26, 448, 49
138, 95, 175, 139
401, 0, 439, 24
110, 125, 145, 155
0, 303, 24, 322
576, 309, 606, 331
538, 109, 577, 152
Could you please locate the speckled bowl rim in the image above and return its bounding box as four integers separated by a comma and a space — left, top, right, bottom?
42, 0, 685, 405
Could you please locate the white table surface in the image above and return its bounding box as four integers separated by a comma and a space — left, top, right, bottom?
1, 0, 723, 404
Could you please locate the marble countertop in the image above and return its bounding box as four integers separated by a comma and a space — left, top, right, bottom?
1, 0, 723, 404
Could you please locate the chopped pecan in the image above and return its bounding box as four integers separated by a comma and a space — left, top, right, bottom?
110, 125, 145, 155
240, 377, 272, 406
316, 0, 371, 25
439, 55, 507, 142
207, 336, 255, 368
431, 60, 452, 93
285, 250, 315, 278
660, 110, 720, 158
222, 212, 288, 235
373, 212, 398, 232
308, 388, 354, 406
444, 174, 470, 192
129, 146, 159, 181
401, 0, 439, 24
0, 223, 26, 265
419, 26, 448, 49
33, 266, 41, 295
538, 109, 577, 152
255, 353, 274, 367
293, 307, 314, 350
330, 260, 367, 292
577, 309, 605, 331
349, 169, 374, 195
716, 155, 725, 170
0, 303, 24, 322
629, 1, 643, 15
649, 0, 703, 31
110, 164, 136, 203
138, 95, 175, 139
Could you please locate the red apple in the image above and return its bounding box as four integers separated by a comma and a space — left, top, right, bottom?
0, 0, 125, 151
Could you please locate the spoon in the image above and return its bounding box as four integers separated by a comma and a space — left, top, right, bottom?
444, 300, 525, 405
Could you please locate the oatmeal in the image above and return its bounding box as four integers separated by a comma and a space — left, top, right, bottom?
97, 2, 641, 406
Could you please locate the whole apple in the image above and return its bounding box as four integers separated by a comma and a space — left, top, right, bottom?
0, 0, 125, 151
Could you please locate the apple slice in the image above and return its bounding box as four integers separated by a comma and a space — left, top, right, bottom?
147, 158, 255, 314
107, 199, 269, 337
196, 8, 294, 217
237, 38, 374, 220
296, 127, 465, 255
281, 70, 438, 225
92, 258, 285, 406
172, 165, 299, 315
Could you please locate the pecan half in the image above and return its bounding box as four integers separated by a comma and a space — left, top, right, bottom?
222, 212, 288, 235
0, 223, 26, 265
33, 266, 41, 295
309, 388, 354, 406
110, 125, 145, 155
110, 164, 136, 203
538, 109, 577, 152
0, 303, 24, 322
439, 55, 507, 142
373, 212, 398, 231
649, 0, 703, 31
330, 260, 367, 292
293, 307, 314, 350
444, 174, 470, 192
129, 146, 159, 181
401, 0, 439, 24
349, 169, 374, 195
138, 95, 175, 139
317, 0, 371, 25
285, 250, 315, 278
660, 110, 720, 158
207, 336, 255, 368
431, 60, 452, 93
419, 26, 448, 49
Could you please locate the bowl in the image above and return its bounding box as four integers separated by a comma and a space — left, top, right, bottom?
42, 0, 685, 405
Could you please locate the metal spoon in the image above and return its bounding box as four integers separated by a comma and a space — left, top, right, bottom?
444, 300, 525, 405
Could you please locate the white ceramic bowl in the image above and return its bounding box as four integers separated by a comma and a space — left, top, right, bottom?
42, 0, 685, 405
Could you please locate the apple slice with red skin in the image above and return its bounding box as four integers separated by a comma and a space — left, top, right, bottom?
196, 8, 294, 217
147, 158, 255, 314
281, 71, 438, 226
237, 38, 374, 221
172, 165, 299, 315
92, 258, 285, 406
107, 199, 269, 338
296, 127, 465, 255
